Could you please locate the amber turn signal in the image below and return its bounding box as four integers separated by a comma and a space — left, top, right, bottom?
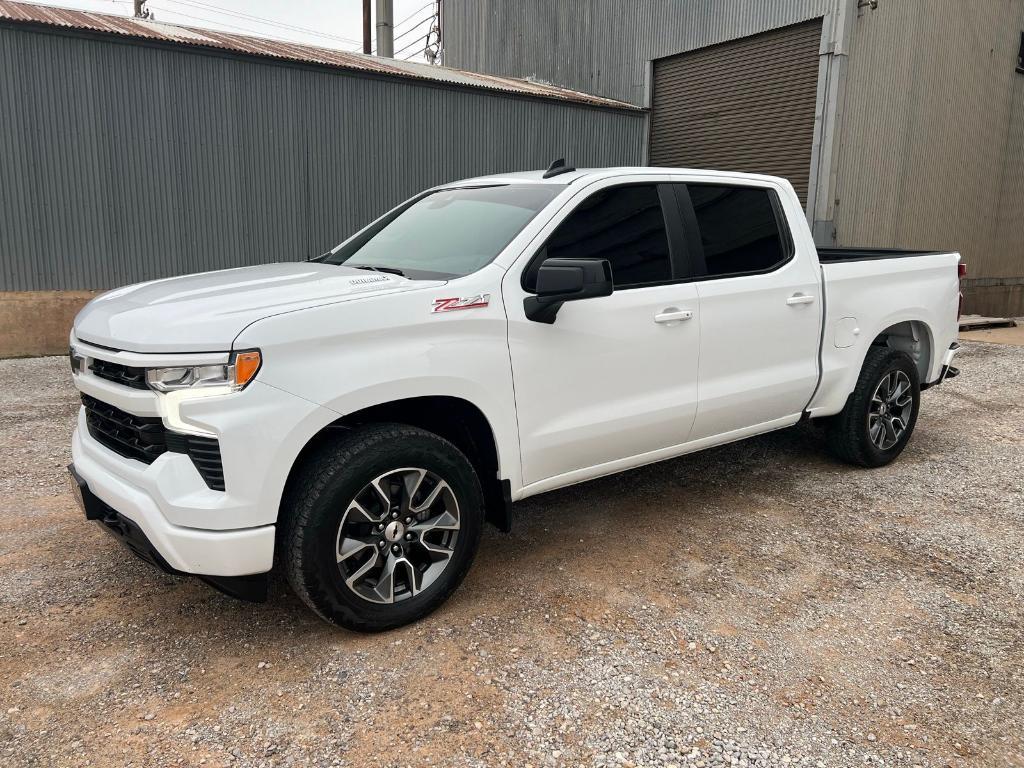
233, 350, 262, 389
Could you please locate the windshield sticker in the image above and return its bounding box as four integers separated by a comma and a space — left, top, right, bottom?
432, 294, 491, 313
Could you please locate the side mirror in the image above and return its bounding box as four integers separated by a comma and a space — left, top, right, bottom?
524, 257, 614, 323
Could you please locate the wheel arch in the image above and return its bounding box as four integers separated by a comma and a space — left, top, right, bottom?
280, 395, 512, 532
869, 318, 934, 385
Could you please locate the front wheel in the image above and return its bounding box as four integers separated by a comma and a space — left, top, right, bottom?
825, 347, 921, 467
282, 424, 483, 631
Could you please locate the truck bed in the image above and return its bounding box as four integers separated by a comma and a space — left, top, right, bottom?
817, 247, 951, 263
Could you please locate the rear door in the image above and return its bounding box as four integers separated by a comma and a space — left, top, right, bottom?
676, 181, 822, 440
504, 177, 701, 488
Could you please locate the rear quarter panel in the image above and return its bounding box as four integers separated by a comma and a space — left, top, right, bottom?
808, 253, 961, 416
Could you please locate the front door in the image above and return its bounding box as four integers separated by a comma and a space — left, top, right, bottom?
504, 180, 701, 489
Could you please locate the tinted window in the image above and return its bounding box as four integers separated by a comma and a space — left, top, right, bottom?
688, 185, 788, 277
530, 185, 671, 289
327, 184, 563, 279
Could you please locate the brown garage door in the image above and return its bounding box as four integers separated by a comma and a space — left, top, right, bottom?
649, 19, 823, 206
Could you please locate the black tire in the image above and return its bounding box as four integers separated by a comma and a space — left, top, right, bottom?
825, 346, 921, 468
282, 423, 483, 632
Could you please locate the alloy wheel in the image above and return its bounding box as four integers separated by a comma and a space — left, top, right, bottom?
335, 468, 460, 604
867, 370, 913, 450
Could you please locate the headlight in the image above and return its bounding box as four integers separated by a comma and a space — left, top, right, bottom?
146, 350, 261, 393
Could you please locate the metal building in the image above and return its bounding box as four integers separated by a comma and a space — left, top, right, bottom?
445, 0, 1024, 317
0, 1, 643, 355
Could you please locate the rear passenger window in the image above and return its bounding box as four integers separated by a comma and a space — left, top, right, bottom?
531, 184, 672, 289
688, 185, 789, 277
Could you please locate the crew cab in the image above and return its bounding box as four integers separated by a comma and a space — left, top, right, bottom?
67, 165, 963, 631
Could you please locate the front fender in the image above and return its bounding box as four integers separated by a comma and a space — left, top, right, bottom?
232, 271, 521, 496
317, 376, 519, 486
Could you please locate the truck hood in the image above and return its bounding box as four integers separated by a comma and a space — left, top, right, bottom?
74, 262, 437, 353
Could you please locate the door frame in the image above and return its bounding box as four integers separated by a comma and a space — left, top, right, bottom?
516, 180, 698, 293
503, 171, 703, 493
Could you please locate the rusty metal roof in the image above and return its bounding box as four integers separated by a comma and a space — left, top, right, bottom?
0, 0, 639, 111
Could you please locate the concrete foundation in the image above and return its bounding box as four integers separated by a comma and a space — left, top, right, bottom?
0, 291, 98, 358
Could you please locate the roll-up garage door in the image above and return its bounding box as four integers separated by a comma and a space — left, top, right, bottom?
649, 19, 823, 206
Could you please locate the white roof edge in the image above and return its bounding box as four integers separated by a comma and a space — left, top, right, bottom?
443, 166, 791, 188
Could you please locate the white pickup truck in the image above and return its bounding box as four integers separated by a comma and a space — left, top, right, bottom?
68, 165, 963, 631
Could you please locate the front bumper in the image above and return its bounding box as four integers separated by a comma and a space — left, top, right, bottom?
71, 420, 277, 576
68, 464, 269, 601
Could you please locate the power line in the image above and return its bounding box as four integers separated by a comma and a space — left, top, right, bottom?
146, 6, 300, 39
392, 1, 434, 33
155, 0, 361, 46
393, 13, 433, 44
393, 32, 429, 58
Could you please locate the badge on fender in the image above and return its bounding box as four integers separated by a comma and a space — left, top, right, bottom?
432, 294, 491, 313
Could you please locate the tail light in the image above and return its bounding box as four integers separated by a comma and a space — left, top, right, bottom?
958, 262, 968, 279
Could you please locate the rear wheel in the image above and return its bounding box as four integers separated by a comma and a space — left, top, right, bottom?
283, 424, 483, 631
826, 347, 920, 467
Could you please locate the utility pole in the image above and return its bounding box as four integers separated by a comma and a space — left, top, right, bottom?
132, 0, 150, 19
426, 0, 442, 64
362, 0, 372, 54
375, 0, 394, 58
436, 0, 442, 55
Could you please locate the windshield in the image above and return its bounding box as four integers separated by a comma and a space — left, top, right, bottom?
325, 184, 563, 279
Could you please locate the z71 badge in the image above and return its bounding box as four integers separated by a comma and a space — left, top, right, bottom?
432, 294, 491, 313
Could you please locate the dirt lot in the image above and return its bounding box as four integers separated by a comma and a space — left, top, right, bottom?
2, 340, 1022, 768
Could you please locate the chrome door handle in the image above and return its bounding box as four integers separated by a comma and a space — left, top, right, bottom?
786, 293, 816, 306
654, 308, 693, 324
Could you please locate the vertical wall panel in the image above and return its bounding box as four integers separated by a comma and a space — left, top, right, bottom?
834, 0, 1024, 300
0, 25, 645, 291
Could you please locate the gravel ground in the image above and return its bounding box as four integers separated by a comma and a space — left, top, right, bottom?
1, 341, 1022, 768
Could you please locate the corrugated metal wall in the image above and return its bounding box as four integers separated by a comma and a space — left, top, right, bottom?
444, 0, 836, 107
834, 0, 1024, 315
649, 19, 823, 204
0, 24, 645, 291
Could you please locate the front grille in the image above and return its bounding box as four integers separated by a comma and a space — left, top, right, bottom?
82, 394, 167, 463
166, 433, 226, 491
89, 358, 148, 390
81, 395, 225, 490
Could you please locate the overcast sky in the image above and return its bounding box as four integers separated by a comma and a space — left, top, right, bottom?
31, 0, 438, 63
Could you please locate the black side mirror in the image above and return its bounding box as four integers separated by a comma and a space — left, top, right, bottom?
524, 257, 614, 323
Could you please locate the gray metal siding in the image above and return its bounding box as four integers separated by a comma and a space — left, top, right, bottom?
649, 19, 823, 204
444, 0, 837, 106
832, 0, 1024, 295
0, 25, 645, 291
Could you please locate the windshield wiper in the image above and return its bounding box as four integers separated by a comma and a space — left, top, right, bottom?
347, 264, 406, 277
